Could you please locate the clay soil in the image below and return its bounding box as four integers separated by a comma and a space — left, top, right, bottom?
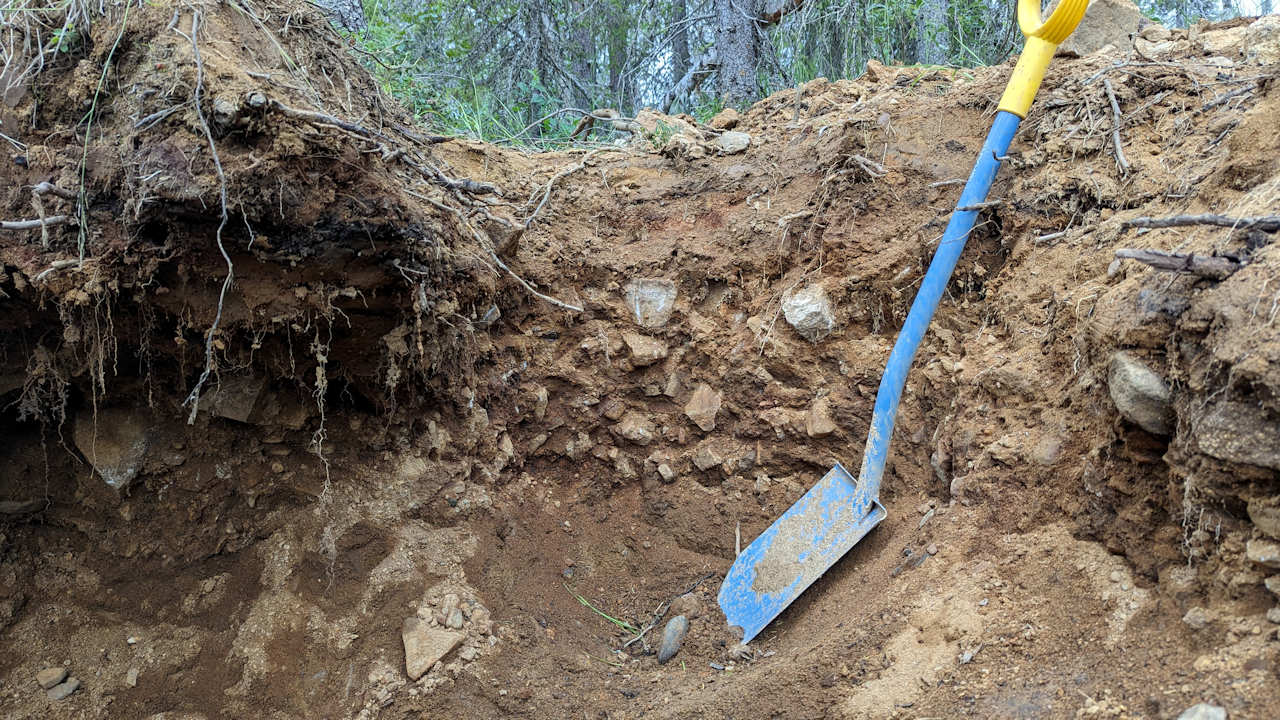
1, 3, 1279, 719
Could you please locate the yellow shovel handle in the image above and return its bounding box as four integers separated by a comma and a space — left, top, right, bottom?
997, 0, 1091, 118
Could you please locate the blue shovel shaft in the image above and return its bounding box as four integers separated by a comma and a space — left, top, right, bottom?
854, 110, 1022, 501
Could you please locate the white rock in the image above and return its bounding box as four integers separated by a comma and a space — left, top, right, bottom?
1176, 703, 1226, 720
782, 285, 835, 342
624, 279, 677, 328
614, 413, 656, 446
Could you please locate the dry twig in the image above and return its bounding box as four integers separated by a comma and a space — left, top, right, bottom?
1102, 78, 1131, 176
1124, 214, 1280, 232
1114, 248, 1242, 280
1, 215, 71, 231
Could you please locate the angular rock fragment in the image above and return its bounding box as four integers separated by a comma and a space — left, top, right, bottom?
782, 285, 835, 342
614, 413, 656, 446
72, 408, 154, 489
713, 131, 750, 155
36, 667, 68, 689
624, 279, 677, 328
622, 331, 668, 367
1247, 539, 1280, 569
683, 383, 721, 432
805, 396, 837, 437
402, 617, 463, 681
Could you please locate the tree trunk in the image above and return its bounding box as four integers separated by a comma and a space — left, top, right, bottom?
313, 0, 366, 33
672, 0, 691, 85
570, 3, 594, 109
715, 0, 762, 105
916, 0, 949, 65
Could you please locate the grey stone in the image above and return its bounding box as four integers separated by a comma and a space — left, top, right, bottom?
693, 444, 722, 471
712, 131, 751, 155
622, 332, 668, 367
625, 279, 677, 329
1108, 352, 1173, 435
683, 384, 721, 432
1056, 0, 1144, 57
402, 617, 463, 680
657, 463, 676, 482
46, 676, 80, 701
125, 667, 139, 687
36, 667, 67, 689
73, 408, 153, 489
1195, 402, 1280, 471
1266, 576, 1280, 597
1176, 703, 1226, 720
1247, 539, 1280, 569
657, 615, 689, 663
203, 374, 267, 423
782, 286, 835, 342
446, 608, 464, 630
1268, 606, 1280, 625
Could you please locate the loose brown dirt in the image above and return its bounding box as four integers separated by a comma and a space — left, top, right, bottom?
1, 3, 1279, 719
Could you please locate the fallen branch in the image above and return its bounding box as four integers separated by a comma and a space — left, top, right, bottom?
1199, 85, 1254, 113
1114, 248, 1242, 280
1, 215, 71, 230
1102, 78, 1131, 176
269, 98, 384, 140
662, 49, 718, 113
1124, 214, 1280, 232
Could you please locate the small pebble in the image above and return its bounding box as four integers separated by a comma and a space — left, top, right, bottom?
978, 598, 989, 607
125, 667, 139, 687
669, 593, 703, 619
47, 677, 80, 701
126, 636, 138, 645
1109, 570, 1123, 583
657, 615, 689, 664
446, 608, 465, 630
926, 543, 939, 556
1267, 607, 1280, 625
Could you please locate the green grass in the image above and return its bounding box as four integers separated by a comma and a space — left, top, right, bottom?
564, 584, 641, 635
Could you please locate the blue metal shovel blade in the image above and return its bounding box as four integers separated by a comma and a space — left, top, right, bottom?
718, 463, 886, 644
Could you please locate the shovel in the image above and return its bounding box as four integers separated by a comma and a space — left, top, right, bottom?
719, 0, 1091, 644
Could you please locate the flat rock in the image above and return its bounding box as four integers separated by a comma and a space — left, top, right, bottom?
46, 676, 80, 701
683, 384, 721, 432
614, 413, 656, 446
73, 408, 154, 489
1248, 499, 1280, 539
1197, 25, 1247, 55
1056, 0, 1143, 57
782, 285, 835, 342
624, 279, 677, 328
402, 617, 463, 680
657, 615, 689, 663
1246, 539, 1280, 569
712, 131, 750, 155
805, 396, 838, 437
622, 332, 668, 367
36, 667, 68, 689
1195, 401, 1280, 470
1176, 703, 1226, 720
1108, 352, 1173, 435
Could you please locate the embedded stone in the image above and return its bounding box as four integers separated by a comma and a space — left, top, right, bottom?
683, 384, 721, 432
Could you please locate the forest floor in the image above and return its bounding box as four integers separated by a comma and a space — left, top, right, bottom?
1, 2, 1279, 718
